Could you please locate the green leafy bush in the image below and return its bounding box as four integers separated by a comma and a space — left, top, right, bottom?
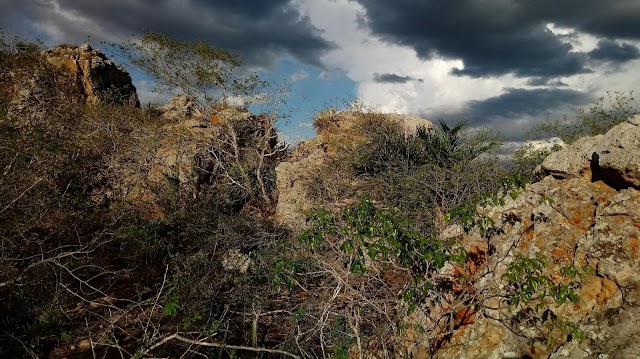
301, 198, 467, 308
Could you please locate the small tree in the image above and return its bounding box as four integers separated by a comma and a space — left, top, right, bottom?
115, 31, 264, 114
415, 120, 503, 169
528, 91, 639, 143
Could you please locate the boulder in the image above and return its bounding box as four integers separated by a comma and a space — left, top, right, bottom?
160, 94, 203, 122
121, 105, 274, 217
541, 115, 640, 189
540, 135, 601, 179
592, 115, 640, 189
222, 249, 253, 273
42, 44, 139, 107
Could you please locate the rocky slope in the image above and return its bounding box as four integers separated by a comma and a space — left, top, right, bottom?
401, 116, 640, 358
275, 111, 432, 227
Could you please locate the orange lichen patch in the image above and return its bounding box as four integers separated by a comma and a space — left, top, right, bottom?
629, 236, 639, 257
452, 281, 476, 295
570, 209, 585, 226
551, 245, 574, 263
454, 307, 476, 326
210, 113, 222, 125
592, 180, 616, 194
520, 226, 535, 251
451, 245, 487, 279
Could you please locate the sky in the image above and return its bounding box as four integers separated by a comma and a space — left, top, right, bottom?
2, 0, 640, 141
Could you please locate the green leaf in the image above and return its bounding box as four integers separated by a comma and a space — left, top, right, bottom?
164, 301, 179, 316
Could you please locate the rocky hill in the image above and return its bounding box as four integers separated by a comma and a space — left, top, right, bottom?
3, 39, 639, 359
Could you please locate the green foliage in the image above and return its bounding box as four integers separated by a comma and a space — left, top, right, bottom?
302, 198, 467, 307
327, 316, 355, 359
414, 120, 503, 169
334, 115, 508, 229
544, 320, 585, 346
163, 291, 180, 316
502, 253, 581, 307
444, 173, 588, 347
182, 313, 204, 330
353, 119, 503, 175
116, 31, 265, 111
445, 173, 528, 235
271, 256, 302, 290
529, 91, 638, 143
511, 143, 564, 181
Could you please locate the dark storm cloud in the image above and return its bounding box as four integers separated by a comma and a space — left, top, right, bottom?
431, 88, 590, 139
525, 78, 568, 87
588, 39, 640, 63
465, 88, 589, 121
355, 0, 640, 78
1, 0, 334, 67
373, 73, 423, 84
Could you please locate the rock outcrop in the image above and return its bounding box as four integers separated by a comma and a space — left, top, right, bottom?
121, 98, 276, 217
275, 111, 432, 227
401, 116, 640, 358
540, 116, 640, 188
5, 44, 139, 121
43, 44, 139, 107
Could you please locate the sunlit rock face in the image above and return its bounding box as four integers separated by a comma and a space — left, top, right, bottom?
5, 43, 139, 122
42, 44, 140, 107
397, 115, 640, 359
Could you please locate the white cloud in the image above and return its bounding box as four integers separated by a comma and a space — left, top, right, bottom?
290, 70, 310, 82
546, 23, 599, 53
296, 0, 524, 116
135, 80, 172, 106
295, 0, 640, 137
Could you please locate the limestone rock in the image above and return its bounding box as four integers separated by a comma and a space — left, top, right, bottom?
42, 44, 139, 107
222, 249, 253, 273
400, 117, 640, 359
122, 106, 273, 216
541, 115, 640, 189
592, 115, 640, 189
540, 135, 602, 179
5, 44, 139, 122
160, 95, 203, 122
